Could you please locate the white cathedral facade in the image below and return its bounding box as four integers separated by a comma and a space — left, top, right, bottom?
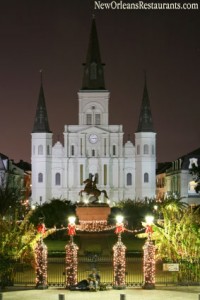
31, 18, 156, 205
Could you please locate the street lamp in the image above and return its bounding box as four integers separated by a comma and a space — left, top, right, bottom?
113, 214, 126, 289
142, 215, 155, 289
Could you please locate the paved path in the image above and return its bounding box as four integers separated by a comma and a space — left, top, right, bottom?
1, 286, 200, 300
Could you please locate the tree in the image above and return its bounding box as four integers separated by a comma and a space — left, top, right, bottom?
110, 199, 155, 229
150, 198, 200, 282
0, 174, 29, 220
30, 199, 76, 238
0, 210, 56, 288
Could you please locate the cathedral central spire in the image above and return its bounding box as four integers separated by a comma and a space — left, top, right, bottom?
81, 17, 106, 90
137, 74, 154, 133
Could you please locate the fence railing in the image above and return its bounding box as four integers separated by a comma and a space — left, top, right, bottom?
13, 255, 180, 287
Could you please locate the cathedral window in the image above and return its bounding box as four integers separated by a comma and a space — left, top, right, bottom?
86, 114, 92, 125
55, 173, 61, 185
38, 173, 43, 183
144, 144, 149, 154
144, 173, 149, 183
95, 114, 101, 125
127, 173, 132, 186
104, 138, 107, 156
38, 145, 43, 155
113, 145, 116, 156
80, 165, 83, 185
137, 145, 140, 155
104, 165, 107, 185
47, 145, 50, 155
90, 62, 97, 80
80, 138, 83, 156
92, 149, 95, 157
71, 145, 75, 156
95, 173, 99, 184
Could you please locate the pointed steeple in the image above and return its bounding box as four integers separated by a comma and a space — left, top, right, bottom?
32, 71, 51, 133
137, 74, 154, 132
81, 16, 105, 90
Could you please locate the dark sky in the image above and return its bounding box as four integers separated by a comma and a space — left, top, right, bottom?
0, 0, 200, 164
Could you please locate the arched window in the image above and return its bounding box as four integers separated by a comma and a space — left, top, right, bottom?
38, 173, 43, 183
95, 114, 101, 125
38, 145, 43, 155
86, 114, 92, 125
144, 144, 149, 154
127, 173, 132, 186
137, 145, 140, 155
92, 149, 95, 157
71, 145, 74, 156
113, 145, 116, 156
95, 173, 99, 184
55, 173, 61, 185
144, 173, 149, 183
47, 145, 50, 155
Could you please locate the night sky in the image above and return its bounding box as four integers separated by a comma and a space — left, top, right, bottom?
0, 0, 200, 164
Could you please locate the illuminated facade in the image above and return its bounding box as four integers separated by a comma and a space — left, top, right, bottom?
31, 18, 156, 204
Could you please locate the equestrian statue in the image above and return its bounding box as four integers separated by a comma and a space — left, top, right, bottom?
79, 175, 109, 204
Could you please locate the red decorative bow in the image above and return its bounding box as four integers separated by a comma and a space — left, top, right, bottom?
37, 223, 46, 234
68, 224, 76, 236
115, 223, 124, 234
145, 225, 153, 234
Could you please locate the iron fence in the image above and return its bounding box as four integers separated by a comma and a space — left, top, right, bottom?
13, 255, 180, 287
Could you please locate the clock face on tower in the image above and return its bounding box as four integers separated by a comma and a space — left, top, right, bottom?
89, 134, 98, 144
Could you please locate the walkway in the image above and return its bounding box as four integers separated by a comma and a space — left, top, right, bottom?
1, 286, 200, 300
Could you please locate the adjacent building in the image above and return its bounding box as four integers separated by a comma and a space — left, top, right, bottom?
156, 148, 200, 205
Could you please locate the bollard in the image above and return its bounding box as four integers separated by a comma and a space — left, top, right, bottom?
58, 294, 65, 300
199, 294, 200, 300
0, 293, 3, 300
120, 294, 126, 300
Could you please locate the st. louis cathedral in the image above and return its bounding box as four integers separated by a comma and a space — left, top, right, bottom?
31, 18, 156, 205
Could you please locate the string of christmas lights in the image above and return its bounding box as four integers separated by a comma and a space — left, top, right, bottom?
35, 238, 48, 289
113, 233, 126, 289
65, 240, 79, 288
143, 233, 156, 289
77, 220, 115, 232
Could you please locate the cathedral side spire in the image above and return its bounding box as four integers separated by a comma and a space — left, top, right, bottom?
136, 74, 154, 132
32, 71, 51, 133
81, 17, 105, 90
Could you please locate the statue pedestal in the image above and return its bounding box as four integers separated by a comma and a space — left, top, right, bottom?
76, 204, 111, 222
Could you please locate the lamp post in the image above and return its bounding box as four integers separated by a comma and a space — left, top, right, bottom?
143, 215, 155, 289
113, 215, 126, 289
35, 217, 48, 289
65, 216, 79, 288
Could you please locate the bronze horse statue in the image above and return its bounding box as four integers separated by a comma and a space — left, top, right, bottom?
79, 177, 109, 203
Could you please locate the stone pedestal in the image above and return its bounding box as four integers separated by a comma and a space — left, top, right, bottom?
76, 204, 111, 221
